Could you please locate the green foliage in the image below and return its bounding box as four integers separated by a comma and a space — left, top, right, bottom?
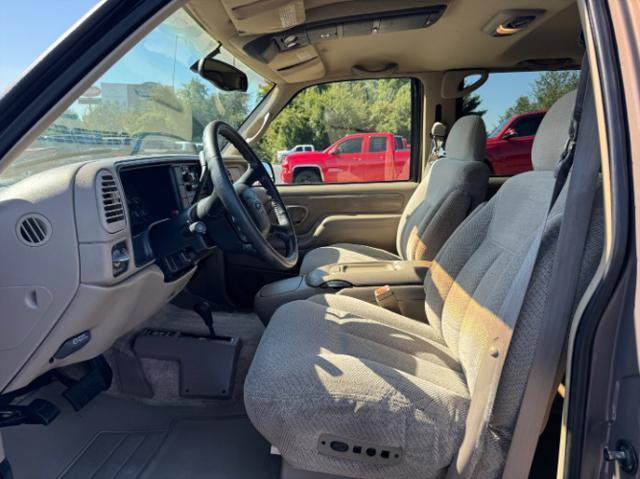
79, 79, 252, 143
498, 70, 578, 122
254, 79, 412, 162
461, 93, 487, 117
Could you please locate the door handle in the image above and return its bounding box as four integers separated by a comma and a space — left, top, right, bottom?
286, 205, 308, 225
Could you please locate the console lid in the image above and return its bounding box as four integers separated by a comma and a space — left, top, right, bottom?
305, 260, 431, 288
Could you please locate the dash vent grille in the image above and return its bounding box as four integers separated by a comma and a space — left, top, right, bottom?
17, 214, 51, 246
98, 171, 125, 232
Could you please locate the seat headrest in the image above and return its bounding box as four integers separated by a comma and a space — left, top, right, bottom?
445, 115, 486, 162
531, 90, 577, 171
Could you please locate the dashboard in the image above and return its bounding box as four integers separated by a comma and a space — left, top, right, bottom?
0, 154, 246, 395
119, 161, 210, 266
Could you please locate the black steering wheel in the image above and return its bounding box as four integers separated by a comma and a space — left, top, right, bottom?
196, 121, 298, 270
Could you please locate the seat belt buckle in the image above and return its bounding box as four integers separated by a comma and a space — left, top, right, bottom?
374, 285, 401, 314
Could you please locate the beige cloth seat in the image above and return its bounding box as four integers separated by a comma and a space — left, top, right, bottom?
245, 91, 604, 478
299, 115, 489, 274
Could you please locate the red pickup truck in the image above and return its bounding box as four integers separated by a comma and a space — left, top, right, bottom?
485, 111, 546, 176
280, 132, 410, 184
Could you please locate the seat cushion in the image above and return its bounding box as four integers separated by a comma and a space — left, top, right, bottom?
244, 295, 470, 479
299, 243, 400, 275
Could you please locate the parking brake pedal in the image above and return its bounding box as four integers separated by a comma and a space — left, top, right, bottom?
59, 356, 113, 411
0, 399, 59, 429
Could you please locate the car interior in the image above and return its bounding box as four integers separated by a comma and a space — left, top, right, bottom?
0, 0, 617, 478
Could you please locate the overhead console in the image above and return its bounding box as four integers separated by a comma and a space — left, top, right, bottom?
244, 5, 446, 63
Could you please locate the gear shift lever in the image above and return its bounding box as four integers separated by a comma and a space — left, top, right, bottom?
193, 302, 217, 340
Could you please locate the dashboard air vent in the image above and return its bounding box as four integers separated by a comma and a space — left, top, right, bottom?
16, 214, 52, 246
98, 170, 126, 233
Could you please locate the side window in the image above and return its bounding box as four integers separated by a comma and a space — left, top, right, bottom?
256, 78, 415, 184
512, 116, 543, 137
336, 138, 363, 154
460, 70, 578, 176
368, 136, 387, 153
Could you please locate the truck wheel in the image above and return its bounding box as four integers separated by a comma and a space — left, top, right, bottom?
293, 170, 321, 184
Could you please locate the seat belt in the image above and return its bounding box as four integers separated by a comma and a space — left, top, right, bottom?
446, 58, 593, 479
502, 74, 601, 476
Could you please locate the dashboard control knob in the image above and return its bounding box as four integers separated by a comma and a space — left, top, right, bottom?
189, 221, 207, 235
111, 241, 130, 277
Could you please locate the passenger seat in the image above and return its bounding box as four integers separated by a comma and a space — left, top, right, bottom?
299, 115, 490, 274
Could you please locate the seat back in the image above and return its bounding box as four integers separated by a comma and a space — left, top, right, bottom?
396, 115, 489, 261
423, 90, 604, 475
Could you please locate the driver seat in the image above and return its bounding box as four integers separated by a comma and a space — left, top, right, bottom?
244, 91, 605, 478
299, 115, 489, 274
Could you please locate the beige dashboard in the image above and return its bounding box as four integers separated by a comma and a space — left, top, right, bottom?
0, 155, 242, 393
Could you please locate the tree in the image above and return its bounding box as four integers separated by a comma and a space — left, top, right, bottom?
254, 79, 414, 162
498, 95, 535, 123
461, 93, 487, 117
498, 70, 578, 122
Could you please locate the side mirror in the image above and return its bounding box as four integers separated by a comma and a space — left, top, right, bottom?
502, 128, 517, 140
261, 160, 276, 182
193, 57, 248, 92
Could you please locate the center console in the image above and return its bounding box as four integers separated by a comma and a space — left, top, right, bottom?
254, 260, 431, 323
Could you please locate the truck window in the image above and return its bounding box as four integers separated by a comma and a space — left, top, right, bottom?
511, 115, 543, 137
337, 138, 363, 154
369, 137, 387, 153
459, 69, 578, 176
256, 78, 417, 185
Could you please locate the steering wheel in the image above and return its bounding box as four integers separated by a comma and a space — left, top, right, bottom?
197, 121, 298, 270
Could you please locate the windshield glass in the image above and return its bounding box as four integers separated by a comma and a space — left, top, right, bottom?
488, 117, 511, 138
0, 8, 270, 187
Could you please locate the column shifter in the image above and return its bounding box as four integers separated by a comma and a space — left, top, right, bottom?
193, 302, 218, 340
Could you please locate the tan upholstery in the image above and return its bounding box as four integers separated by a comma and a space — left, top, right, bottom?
299, 115, 489, 275
244, 91, 605, 478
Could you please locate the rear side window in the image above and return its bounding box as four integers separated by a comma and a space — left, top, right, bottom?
369, 136, 387, 152
256, 78, 417, 185
512, 116, 543, 137
460, 70, 578, 176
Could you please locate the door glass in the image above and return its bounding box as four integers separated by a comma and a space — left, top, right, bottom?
460, 70, 578, 176
512, 116, 543, 137
256, 78, 415, 184
337, 138, 363, 154
369, 136, 387, 153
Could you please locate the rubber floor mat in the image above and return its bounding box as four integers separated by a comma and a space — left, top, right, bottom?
3, 384, 278, 479
58, 418, 278, 479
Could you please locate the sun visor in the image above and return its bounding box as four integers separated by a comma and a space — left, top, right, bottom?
268, 45, 326, 82
222, 0, 306, 34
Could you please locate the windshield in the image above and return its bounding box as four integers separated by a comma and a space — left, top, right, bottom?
488, 117, 511, 138
0, 8, 270, 187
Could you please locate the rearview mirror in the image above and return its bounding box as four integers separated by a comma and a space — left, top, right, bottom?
502, 128, 517, 140
194, 57, 248, 92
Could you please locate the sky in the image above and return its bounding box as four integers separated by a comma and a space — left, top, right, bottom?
0, 0, 99, 93
0, 0, 541, 131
